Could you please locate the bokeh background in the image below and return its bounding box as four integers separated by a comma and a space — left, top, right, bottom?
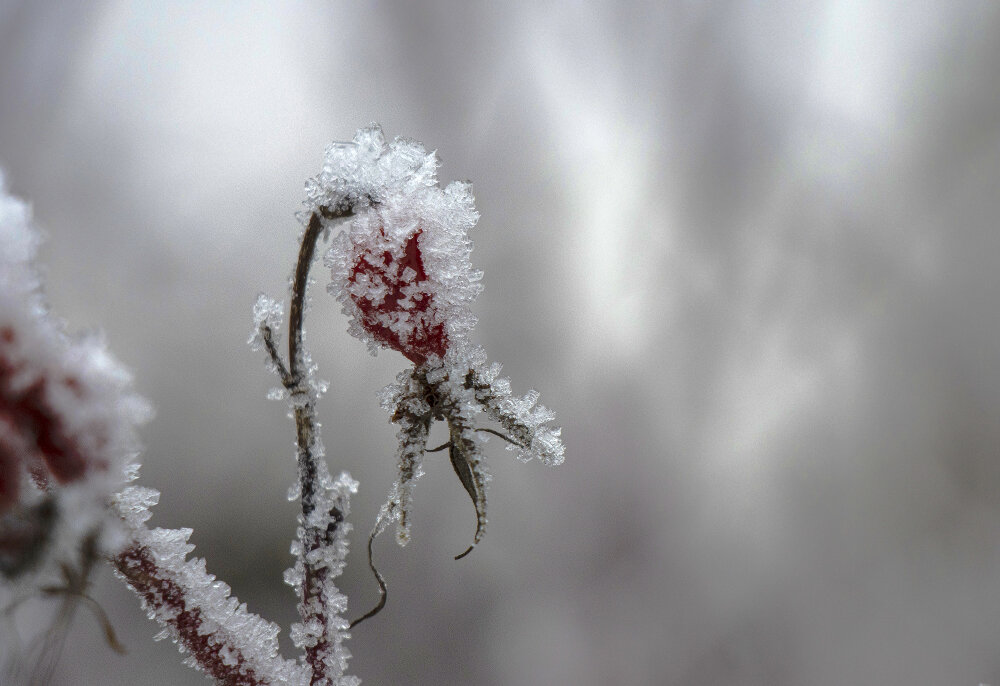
2, 2, 1000, 684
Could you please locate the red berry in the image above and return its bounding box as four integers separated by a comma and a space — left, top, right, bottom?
0, 334, 98, 511
348, 227, 447, 365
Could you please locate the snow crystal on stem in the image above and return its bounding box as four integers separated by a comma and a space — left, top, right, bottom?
114, 486, 317, 686
284, 472, 360, 686
248, 293, 284, 352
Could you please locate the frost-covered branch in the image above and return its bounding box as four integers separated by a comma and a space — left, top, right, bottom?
2, 124, 565, 685
112, 488, 310, 686
284, 474, 356, 684
251, 201, 361, 685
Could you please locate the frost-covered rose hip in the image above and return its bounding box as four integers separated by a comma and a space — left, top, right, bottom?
321, 125, 482, 364
347, 227, 446, 365
316, 126, 564, 558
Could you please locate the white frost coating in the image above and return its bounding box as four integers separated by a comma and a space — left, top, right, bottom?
267, 387, 289, 401
114, 486, 159, 529
248, 293, 284, 352
377, 368, 430, 545
320, 124, 483, 363
310, 128, 563, 555
0, 171, 151, 581
462, 346, 565, 466
115, 486, 314, 686
312, 128, 563, 466
284, 471, 359, 686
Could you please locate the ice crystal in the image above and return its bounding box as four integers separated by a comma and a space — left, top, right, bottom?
322, 124, 482, 365
248, 294, 284, 352
114, 486, 315, 686
284, 472, 359, 686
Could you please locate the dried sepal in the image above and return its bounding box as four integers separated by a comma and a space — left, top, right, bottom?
447, 415, 488, 560
467, 364, 565, 466
386, 370, 432, 546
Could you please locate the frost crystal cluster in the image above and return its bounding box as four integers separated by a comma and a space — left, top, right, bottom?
321, 125, 482, 364
319, 126, 564, 558
0, 171, 150, 581
114, 487, 313, 686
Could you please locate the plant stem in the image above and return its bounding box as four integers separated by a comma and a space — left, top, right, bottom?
286, 207, 353, 683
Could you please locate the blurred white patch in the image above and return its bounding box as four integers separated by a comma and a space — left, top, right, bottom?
811, 0, 891, 126
63, 1, 336, 236
518, 5, 675, 364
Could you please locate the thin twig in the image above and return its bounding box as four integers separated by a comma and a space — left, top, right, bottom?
288, 212, 325, 387
286, 206, 353, 515
348, 527, 388, 629
259, 323, 292, 386
288, 205, 355, 384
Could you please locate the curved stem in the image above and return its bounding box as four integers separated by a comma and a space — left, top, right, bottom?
286, 207, 353, 516
289, 207, 355, 383
474, 427, 525, 447
348, 527, 388, 629
288, 212, 325, 384
285, 206, 355, 684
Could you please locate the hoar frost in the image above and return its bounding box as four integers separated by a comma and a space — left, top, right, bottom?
113, 486, 314, 686
321, 125, 482, 365
317, 125, 564, 557
2, 122, 565, 684
0, 170, 151, 581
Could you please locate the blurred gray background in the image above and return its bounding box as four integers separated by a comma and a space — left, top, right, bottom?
2, 2, 1000, 684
